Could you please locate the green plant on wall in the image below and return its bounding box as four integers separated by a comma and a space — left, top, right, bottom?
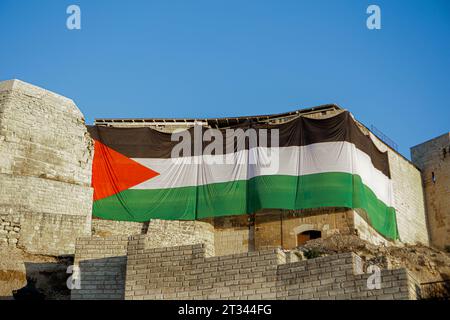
303, 248, 323, 259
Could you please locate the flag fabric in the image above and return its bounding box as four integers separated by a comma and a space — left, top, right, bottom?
87, 111, 398, 240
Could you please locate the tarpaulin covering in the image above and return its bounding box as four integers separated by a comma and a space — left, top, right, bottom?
87, 111, 398, 240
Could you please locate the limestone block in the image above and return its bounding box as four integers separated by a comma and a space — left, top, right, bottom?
0, 79, 93, 255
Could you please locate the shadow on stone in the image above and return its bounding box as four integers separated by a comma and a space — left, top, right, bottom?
12, 278, 45, 300
71, 256, 127, 300
11, 258, 73, 300
419, 276, 450, 300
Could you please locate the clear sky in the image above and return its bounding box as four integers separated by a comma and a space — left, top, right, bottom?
0, 0, 449, 157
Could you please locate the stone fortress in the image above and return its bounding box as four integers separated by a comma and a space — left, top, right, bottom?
0, 79, 448, 300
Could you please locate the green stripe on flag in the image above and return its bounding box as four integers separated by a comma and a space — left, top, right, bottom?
93, 172, 398, 240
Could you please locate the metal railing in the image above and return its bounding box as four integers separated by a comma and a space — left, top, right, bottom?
370, 125, 399, 151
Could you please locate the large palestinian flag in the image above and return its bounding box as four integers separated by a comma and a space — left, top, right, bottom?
87, 111, 398, 240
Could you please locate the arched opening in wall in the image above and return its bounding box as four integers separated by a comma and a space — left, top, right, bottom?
296, 230, 322, 246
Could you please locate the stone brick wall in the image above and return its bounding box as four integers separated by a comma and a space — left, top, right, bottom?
411, 133, 450, 249
0, 79, 93, 255
145, 219, 215, 257
71, 236, 129, 300
386, 147, 429, 245
254, 208, 355, 250
276, 253, 418, 300
124, 241, 417, 300
71, 219, 216, 300
125, 242, 282, 300
72, 235, 419, 300
17, 212, 91, 255
0, 209, 90, 257
213, 216, 254, 256
91, 219, 215, 255
213, 207, 398, 254
91, 219, 146, 238
0, 79, 431, 260
357, 124, 429, 245
89, 211, 386, 258
0, 80, 92, 184
0, 214, 21, 246
0, 175, 92, 218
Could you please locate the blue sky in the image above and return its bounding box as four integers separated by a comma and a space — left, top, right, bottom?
0, 0, 449, 157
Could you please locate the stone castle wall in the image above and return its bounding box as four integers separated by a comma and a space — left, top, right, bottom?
144, 219, 215, 257
0, 78, 433, 259
71, 236, 129, 300
357, 124, 429, 245
91, 208, 389, 258
211, 208, 388, 255
386, 146, 429, 245
71, 235, 419, 300
91, 219, 146, 238
254, 208, 355, 250
91, 218, 215, 254
71, 219, 215, 300
0, 80, 93, 255
411, 133, 450, 249
98, 114, 429, 248
213, 215, 254, 256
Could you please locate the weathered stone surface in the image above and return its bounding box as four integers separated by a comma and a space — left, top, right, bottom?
91, 219, 146, 238
411, 133, 450, 250
71, 235, 420, 300
0, 79, 93, 255
0, 244, 72, 299
0, 79, 443, 300
71, 219, 215, 300
357, 124, 429, 246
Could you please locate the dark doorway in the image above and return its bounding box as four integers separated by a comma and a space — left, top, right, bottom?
297, 230, 322, 246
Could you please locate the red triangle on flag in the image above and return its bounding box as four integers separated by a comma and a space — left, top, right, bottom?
92, 140, 159, 201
